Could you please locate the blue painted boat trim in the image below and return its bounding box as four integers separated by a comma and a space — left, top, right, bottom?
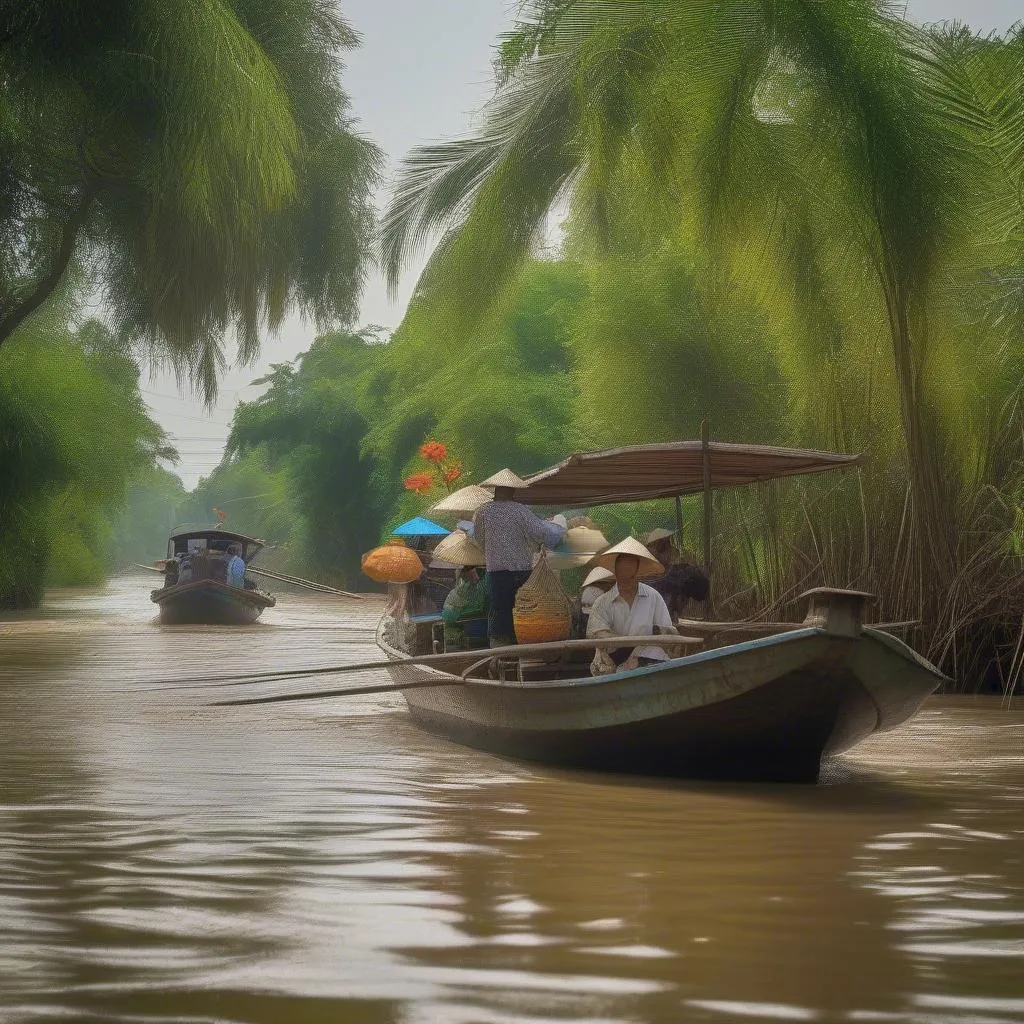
589, 626, 827, 683
455, 626, 831, 691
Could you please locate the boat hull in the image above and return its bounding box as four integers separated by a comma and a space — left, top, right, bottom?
151, 580, 275, 625
382, 627, 944, 783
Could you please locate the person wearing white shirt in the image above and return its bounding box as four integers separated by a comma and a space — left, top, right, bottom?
586, 537, 680, 675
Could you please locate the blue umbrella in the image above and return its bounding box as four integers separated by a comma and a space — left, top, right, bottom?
392, 516, 450, 538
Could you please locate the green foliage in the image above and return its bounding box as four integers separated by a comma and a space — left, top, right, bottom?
572, 250, 787, 447
176, 449, 297, 554
379, 0, 993, 570
372, 4, 1024, 687
0, 314, 173, 606
0, 0, 381, 402
363, 260, 587, 515
190, 328, 388, 584
109, 465, 188, 569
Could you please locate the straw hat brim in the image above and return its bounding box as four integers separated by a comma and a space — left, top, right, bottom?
643, 528, 676, 545
479, 468, 528, 489
536, 550, 597, 570
553, 526, 608, 553
590, 537, 665, 577
582, 566, 615, 588
432, 530, 487, 567
430, 485, 492, 515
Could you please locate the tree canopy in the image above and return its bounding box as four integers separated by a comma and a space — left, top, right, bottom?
0, 0, 381, 401
372, 4, 1024, 686
0, 312, 174, 606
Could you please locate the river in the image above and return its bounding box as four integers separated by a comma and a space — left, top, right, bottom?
1, 575, 1023, 1024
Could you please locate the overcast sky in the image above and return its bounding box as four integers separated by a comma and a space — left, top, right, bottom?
148, 0, 1023, 489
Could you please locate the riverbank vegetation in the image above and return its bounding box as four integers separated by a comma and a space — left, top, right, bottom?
370, 2, 1024, 690
0, 1, 379, 605
5, 2, 1024, 690
202, 2, 1024, 690
0, 311, 175, 607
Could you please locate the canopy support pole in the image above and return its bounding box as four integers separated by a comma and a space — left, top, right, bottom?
674, 494, 684, 551
701, 419, 713, 614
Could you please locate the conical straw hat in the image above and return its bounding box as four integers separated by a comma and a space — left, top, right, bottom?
642, 527, 676, 545
430, 484, 492, 516
541, 525, 610, 569
432, 529, 486, 567
590, 536, 664, 577
479, 468, 528, 489
582, 566, 615, 588
557, 526, 608, 553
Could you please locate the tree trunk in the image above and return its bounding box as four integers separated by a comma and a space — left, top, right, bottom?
0, 185, 98, 348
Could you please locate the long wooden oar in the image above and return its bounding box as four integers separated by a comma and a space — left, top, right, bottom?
244, 566, 363, 600
206, 634, 703, 706
179, 634, 701, 688
132, 560, 362, 600
213, 674, 466, 706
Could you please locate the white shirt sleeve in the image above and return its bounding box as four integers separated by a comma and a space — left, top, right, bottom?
651, 589, 678, 633
587, 590, 615, 637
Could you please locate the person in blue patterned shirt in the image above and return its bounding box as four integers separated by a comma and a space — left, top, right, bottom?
226, 544, 246, 588
473, 469, 566, 646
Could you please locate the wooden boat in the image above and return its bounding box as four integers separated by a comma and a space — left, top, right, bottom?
379, 588, 945, 783
376, 438, 947, 783
151, 529, 276, 625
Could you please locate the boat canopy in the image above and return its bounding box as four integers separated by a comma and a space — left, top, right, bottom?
516, 441, 861, 507
167, 529, 266, 561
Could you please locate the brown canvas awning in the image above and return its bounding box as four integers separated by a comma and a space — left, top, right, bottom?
515, 441, 862, 507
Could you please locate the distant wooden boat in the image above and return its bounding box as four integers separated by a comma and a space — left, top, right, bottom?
379, 589, 945, 783
151, 529, 276, 625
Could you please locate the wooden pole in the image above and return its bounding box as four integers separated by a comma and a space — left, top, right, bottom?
185, 633, 702, 689
674, 494, 684, 551
245, 566, 363, 600
701, 418, 713, 614
205, 634, 704, 705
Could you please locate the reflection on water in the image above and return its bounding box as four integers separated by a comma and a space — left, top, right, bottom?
1, 574, 1023, 1023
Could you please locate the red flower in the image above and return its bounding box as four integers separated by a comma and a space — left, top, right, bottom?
404, 472, 434, 494
419, 440, 447, 463
443, 463, 462, 484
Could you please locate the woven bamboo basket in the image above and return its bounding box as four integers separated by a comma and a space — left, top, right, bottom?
513, 554, 572, 644
361, 539, 424, 584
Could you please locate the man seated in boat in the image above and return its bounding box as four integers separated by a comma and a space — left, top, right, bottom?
473, 469, 567, 647
586, 537, 681, 675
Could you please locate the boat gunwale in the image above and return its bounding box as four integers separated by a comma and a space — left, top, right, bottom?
151, 577, 276, 608
378, 625, 844, 691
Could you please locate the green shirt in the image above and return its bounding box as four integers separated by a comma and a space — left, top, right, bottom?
442, 574, 490, 625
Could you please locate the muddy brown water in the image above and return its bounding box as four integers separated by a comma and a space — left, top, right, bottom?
1, 574, 1023, 1024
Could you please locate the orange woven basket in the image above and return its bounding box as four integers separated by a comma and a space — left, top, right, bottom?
512, 609, 571, 645
513, 554, 572, 644
361, 541, 424, 584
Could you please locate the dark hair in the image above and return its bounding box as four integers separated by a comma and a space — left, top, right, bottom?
493, 486, 516, 501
